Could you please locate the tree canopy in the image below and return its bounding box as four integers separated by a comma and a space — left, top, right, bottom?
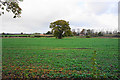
0, 0, 23, 18
50, 20, 72, 39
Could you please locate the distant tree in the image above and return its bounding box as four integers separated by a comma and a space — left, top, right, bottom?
86, 29, 91, 35
80, 29, 86, 35
46, 31, 52, 34
98, 32, 103, 36
72, 31, 77, 36
50, 20, 71, 39
2, 32, 5, 35
72, 29, 77, 36
94, 32, 98, 37
109, 32, 112, 34
0, 0, 23, 18
21, 32, 23, 34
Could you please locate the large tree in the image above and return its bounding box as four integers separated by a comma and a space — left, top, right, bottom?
50, 20, 72, 39
0, 0, 23, 18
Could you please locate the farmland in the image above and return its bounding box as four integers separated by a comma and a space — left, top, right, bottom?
2, 37, 119, 79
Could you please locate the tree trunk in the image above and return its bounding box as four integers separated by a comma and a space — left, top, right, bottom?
58, 33, 62, 39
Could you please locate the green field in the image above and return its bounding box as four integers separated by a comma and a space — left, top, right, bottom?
2, 37, 119, 79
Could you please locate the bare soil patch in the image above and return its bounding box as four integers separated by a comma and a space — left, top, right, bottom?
46, 48, 92, 50
62, 48, 92, 49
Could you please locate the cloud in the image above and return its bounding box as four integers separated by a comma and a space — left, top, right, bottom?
1, 0, 118, 33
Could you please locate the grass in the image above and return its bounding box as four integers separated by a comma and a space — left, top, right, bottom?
2, 37, 119, 79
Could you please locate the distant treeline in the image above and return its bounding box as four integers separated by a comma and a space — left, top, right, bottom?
0, 33, 54, 38
1, 35, 54, 37
1, 30, 120, 38
70, 29, 120, 38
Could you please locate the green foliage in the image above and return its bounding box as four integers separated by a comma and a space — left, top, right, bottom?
0, 0, 23, 18
72, 31, 77, 36
63, 30, 73, 37
46, 31, 52, 34
91, 51, 100, 78
86, 29, 91, 35
86, 35, 91, 38
90, 51, 120, 79
98, 32, 103, 36
50, 20, 72, 39
2, 32, 5, 35
2, 38, 119, 79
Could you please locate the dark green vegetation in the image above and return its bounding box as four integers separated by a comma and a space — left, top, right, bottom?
50, 20, 72, 39
1, 34, 53, 38
2, 38, 119, 79
0, 0, 23, 18
1, 34, 31, 37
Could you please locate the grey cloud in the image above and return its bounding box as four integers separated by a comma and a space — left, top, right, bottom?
0, 0, 118, 33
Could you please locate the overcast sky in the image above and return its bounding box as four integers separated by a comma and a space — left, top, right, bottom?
0, 0, 119, 33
